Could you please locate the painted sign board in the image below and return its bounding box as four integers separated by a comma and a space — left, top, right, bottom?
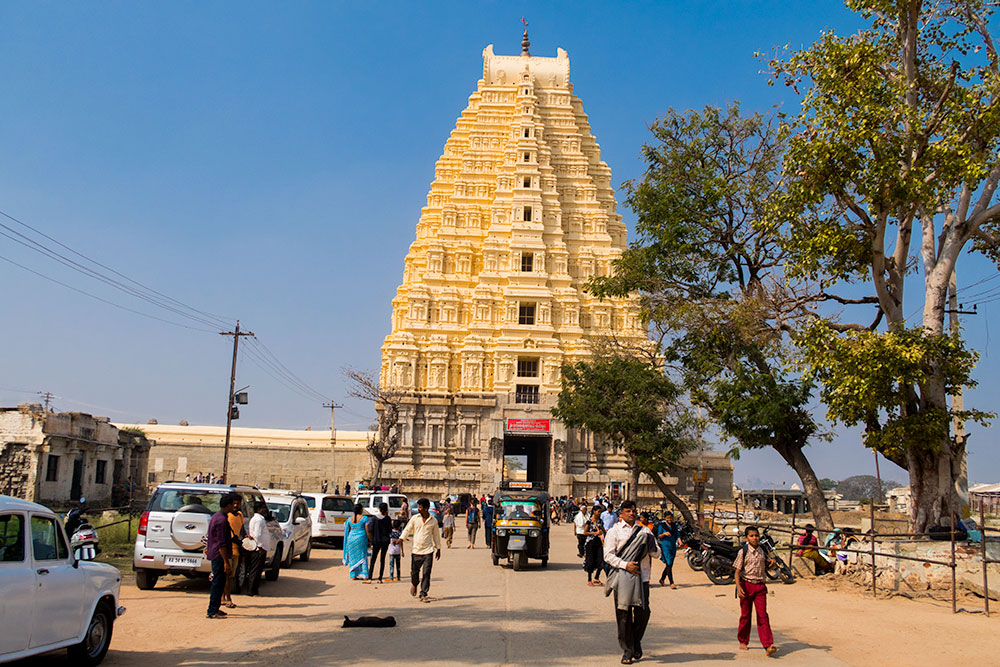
505, 418, 550, 434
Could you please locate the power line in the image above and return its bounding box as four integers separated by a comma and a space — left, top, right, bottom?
0, 208, 233, 327
247, 337, 330, 401
0, 253, 217, 333
0, 224, 224, 329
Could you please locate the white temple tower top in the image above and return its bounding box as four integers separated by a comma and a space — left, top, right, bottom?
481, 44, 571, 89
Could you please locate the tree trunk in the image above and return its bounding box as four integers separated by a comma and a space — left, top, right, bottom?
908, 443, 957, 533
771, 440, 835, 532
629, 458, 640, 502
648, 470, 697, 526
371, 456, 384, 489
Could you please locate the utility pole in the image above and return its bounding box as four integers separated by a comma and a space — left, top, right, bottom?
220, 321, 254, 483
37, 391, 54, 412
946, 271, 976, 518
323, 401, 343, 491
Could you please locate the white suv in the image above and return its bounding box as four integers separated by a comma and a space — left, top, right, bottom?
262, 491, 312, 565
0, 495, 125, 665
354, 492, 408, 520
133, 482, 285, 590
300, 493, 354, 543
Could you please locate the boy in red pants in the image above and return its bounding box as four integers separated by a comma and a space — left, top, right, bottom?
734, 526, 778, 656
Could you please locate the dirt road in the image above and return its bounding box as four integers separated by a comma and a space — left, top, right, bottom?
17, 525, 998, 665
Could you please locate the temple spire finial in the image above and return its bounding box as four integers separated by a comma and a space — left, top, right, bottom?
521, 17, 530, 56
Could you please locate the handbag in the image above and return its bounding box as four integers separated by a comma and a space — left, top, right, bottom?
242, 537, 258, 551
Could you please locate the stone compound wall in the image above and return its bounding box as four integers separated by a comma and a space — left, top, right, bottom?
0, 442, 32, 498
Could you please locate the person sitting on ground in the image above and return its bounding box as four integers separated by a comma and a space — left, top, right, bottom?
797, 524, 833, 574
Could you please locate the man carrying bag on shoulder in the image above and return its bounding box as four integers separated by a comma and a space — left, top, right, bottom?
603, 500, 659, 664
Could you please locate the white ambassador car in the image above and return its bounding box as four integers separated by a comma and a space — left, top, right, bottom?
0, 495, 125, 665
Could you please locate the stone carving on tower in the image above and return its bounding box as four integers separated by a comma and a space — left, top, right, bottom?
378, 34, 650, 498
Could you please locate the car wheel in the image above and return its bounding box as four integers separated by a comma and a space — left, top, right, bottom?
265, 547, 282, 582
135, 568, 158, 590
541, 557, 548, 568
491, 553, 499, 566
512, 552, 523, 571
300, 537, 311, 562
67, 601, 113, 666
284, 541, 295, 567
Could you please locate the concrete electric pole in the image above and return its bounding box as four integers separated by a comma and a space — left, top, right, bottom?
220, 321, 253, 483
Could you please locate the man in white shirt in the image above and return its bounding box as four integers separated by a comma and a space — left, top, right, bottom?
400, 497, 442, 602
246, 501, 272, 597
603, 499, 658, 664
574, 505, 589, 557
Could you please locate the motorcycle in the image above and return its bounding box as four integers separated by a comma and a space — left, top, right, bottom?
678, 523, 708, 571
760, 528, 795, 584
65, 502, 100, 561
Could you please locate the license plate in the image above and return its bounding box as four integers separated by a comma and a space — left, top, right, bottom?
508, 535, 526, 550
334, 517, 346, 524
164, 555, 201, 567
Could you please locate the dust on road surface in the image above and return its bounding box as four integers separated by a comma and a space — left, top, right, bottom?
15, 526, 998, 665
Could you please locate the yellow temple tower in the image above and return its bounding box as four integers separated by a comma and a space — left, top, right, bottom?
378, 33, 656, 498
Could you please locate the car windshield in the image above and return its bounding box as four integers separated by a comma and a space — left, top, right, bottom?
303, 497, 316, 509
323, 498, 353, 512
148, 489, 226, 513
267, 502, 292, 523
498, 499, 542, 520
388, 496, 405, 508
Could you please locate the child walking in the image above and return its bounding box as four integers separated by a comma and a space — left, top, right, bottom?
388, 519, 404, 582
734, 526, 778, 656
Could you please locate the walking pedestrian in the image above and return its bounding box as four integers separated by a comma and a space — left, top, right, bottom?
574, 504, 589, 557
584, 505, 605, 586
345, 481, 352, 496
734, 526, 778, 656
368, 502, 392, 583
245, 501, 271, 596
603, 500, 658, 664
400, 498, 411, 524
442, 504, 455, 548
335, 485, 340, 495
205, 492, 240, 619
466, 497, 480, 548
400, 497, 442, 602
601, 504, 618, 531
222, 498, 245, 608
321, 480, 329, 494
388, 519, 404, 581
343, 503, 370, 580
656, 511, 679, 588
482, 497, 494, 548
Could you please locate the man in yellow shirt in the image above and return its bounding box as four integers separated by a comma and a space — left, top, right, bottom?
223, 503, 245, 608
400, 498, 442, 602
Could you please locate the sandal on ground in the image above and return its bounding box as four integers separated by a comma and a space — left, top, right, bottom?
621, 655, 633, 664
587, 581, 595, 586
594, 580, 604, 586
766, 646, 778, 657
223, 602, 237, 608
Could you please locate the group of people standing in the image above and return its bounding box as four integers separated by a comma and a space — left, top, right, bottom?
203, 492, 273, 619
342, 498, 443, 603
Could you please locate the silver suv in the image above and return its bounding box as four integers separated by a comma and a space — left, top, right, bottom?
133, 482, 285, 590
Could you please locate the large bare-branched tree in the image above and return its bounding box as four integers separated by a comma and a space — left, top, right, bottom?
343, 367, 404, 487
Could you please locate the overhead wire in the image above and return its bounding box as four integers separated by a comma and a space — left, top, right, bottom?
0, 253, 217, 333
0, 208, 233, 328
0, 207, 334, 406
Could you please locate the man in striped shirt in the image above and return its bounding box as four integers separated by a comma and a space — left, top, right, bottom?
733, 526, 777, 656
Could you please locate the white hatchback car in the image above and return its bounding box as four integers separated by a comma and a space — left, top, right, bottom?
300, 493, 354, 543
0, 495, 125, 665
263, 491, 313, 565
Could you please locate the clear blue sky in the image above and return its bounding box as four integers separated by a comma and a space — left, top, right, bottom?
1, 1, 996, 487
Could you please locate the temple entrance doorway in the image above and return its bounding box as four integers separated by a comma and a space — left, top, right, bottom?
502, 435, 550, 489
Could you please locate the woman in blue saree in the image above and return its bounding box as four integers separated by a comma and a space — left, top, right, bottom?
656, 511, 679, 588
343, 503, 370, 580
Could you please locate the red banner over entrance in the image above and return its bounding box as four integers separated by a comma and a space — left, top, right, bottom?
505, 418, 550, 434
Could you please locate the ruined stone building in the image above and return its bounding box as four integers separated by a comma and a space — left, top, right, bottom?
0, 404, 151, 506
377, 35, 732, 501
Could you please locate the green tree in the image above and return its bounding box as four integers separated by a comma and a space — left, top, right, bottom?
551, 354, 698, 522
591, 104, 839, 531
819, 478, 839, 490
768, 0, 999, 530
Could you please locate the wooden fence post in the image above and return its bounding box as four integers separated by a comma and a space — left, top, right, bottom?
870, 499, 877, 598
982, 505, 990, 618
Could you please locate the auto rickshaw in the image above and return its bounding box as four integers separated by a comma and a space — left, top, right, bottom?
490, 481, 549, 570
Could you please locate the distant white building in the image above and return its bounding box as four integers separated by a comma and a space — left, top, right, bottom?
887, 486, 911, 514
